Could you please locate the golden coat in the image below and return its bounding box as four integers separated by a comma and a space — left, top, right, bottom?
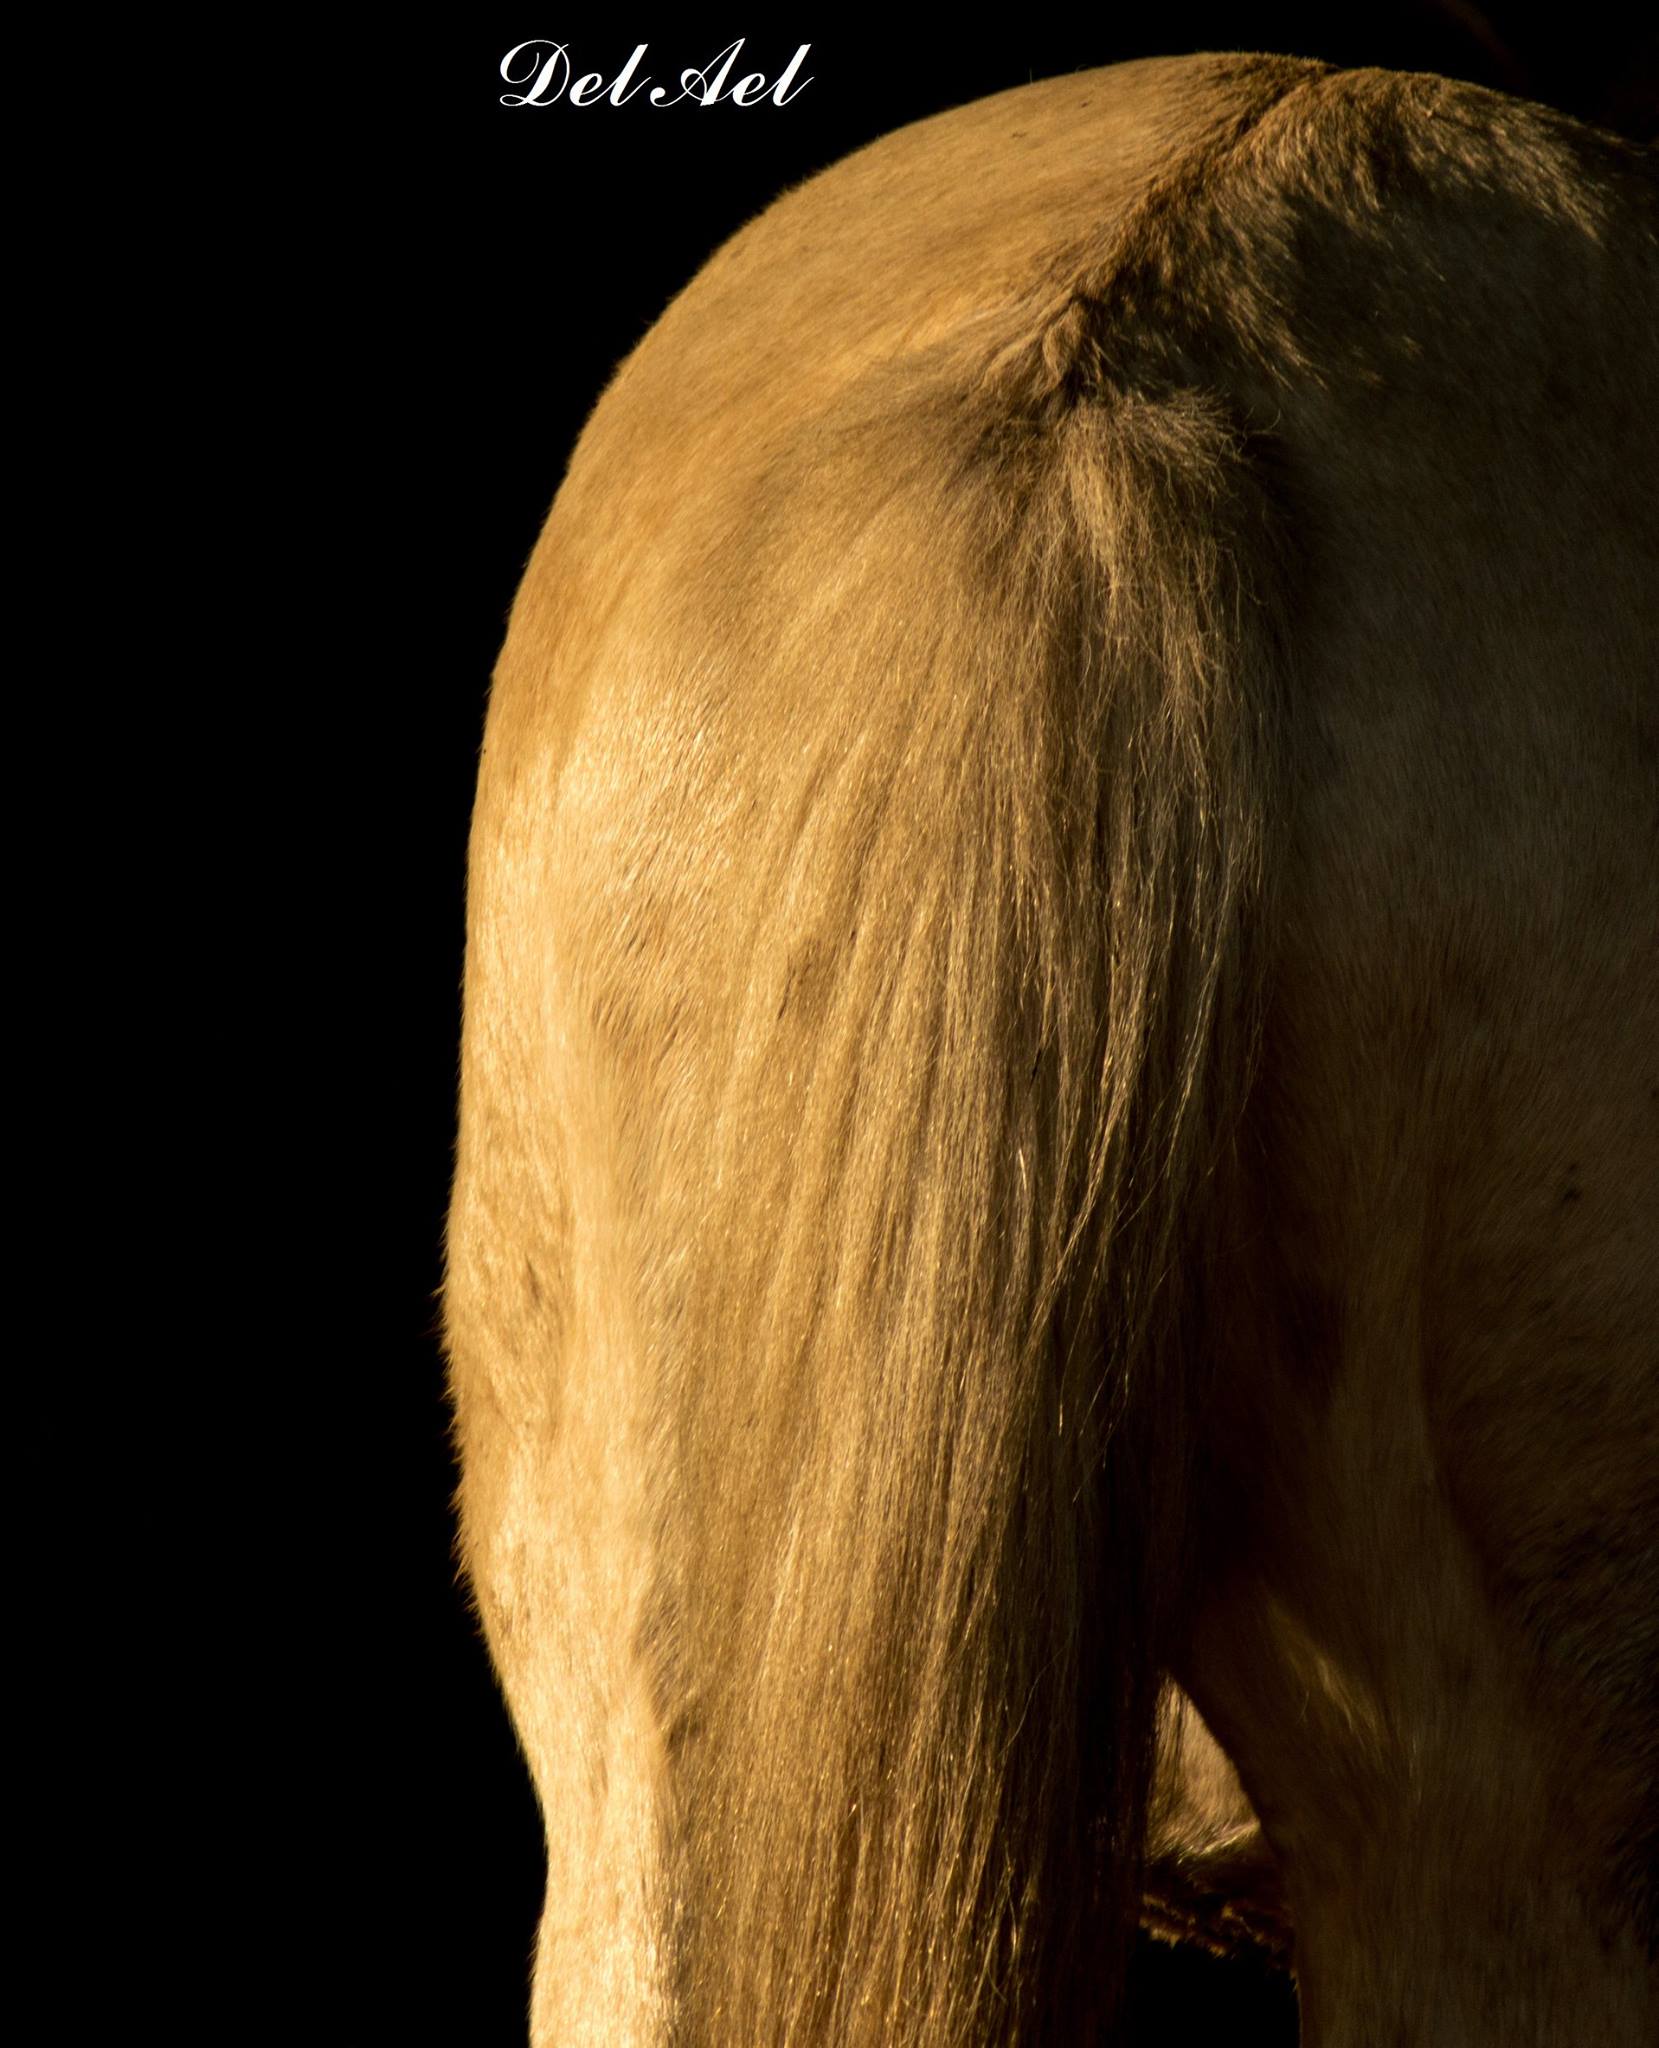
446, 53, 1658, 2045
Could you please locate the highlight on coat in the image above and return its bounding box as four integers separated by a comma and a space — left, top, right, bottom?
444, 51, 1658, 2046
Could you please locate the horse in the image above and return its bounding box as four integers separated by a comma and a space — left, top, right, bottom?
443, 52, 1658, 2045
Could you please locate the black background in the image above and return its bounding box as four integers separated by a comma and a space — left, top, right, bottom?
336, 12, 1655, 2044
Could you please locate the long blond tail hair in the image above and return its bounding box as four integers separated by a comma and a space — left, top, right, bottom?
662, 308, 1286, 2042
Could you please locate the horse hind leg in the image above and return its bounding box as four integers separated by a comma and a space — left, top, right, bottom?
445, 1048, 675, 2047
1142, 1686, 1291, 1965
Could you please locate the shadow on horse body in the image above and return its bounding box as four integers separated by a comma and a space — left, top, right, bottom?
444, 53, 1658, 2045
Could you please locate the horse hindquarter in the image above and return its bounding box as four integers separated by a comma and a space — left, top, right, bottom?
447, 54, 1659, 2045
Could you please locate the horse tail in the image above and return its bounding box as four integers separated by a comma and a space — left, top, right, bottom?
667, 281, 1286, 2043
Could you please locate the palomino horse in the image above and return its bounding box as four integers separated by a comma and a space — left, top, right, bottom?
444, 52, 1658, 2045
